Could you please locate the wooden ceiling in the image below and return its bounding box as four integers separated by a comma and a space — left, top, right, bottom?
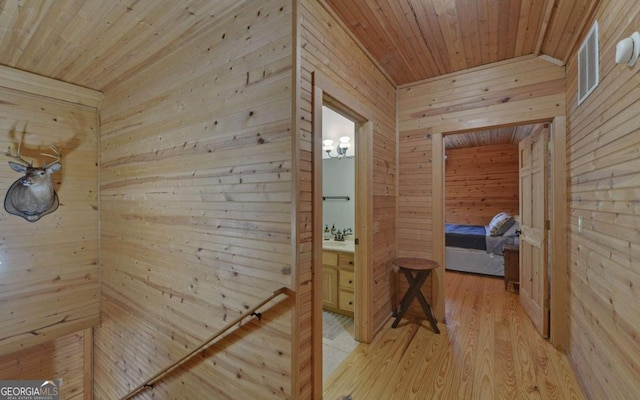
322, 0, 597, 149
0, 1, 600, 91
444, 124, 541, 150
0, 0, 244, 91
325, 0, 600, 85
0, 1, 596, 150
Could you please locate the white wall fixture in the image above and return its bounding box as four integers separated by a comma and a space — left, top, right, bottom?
323, 136, 352, 158
615, 32, 640, 67
322, 106, 355, 159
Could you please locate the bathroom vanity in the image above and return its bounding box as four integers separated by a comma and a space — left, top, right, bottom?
322, 240, 355, 317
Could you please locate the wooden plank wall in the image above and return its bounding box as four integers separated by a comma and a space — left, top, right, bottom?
445, 143, 519, 226
0, 67, 101, 357
565, 1, 640, 398
398, 56, 566, 319
0, 330, 87, 399
299, 0, 397, 343
94, 1, 295, 399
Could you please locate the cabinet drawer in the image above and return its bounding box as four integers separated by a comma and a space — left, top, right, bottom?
339, 290, 354, 312
339, 270, 354, 289
323, 251, 338, 266
338, 253, 354, 269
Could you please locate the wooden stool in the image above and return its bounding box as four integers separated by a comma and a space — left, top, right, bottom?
392, 257, 440, 333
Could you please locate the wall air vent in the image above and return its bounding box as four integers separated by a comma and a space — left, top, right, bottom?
578, 21, 599, 105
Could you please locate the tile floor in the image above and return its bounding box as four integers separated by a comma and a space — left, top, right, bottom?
322, 311, 359, 381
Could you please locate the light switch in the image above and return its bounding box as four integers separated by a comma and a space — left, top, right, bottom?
578, 216, 583, 233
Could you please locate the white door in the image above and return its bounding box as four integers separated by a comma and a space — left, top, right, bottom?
519, 125, 549, 338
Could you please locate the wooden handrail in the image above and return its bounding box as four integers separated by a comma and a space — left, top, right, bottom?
120, 287, 291, 399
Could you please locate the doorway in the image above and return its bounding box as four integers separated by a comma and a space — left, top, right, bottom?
441, 123, 549, 334
433, 117, 568, 348
320, 105, 359, 380
311, 83, 374, 396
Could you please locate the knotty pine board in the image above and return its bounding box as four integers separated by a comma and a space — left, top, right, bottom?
445, 143, 520, 226
565, 0, 640, 398
94, 1, 294, 399
0, 70, 100, 357
0, 330, 87, 399
398, 56, 565, 322
300, 0, 397, 344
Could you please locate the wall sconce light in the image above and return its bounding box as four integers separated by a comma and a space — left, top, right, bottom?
615, 31, 640, 67
323, 136, 351, 158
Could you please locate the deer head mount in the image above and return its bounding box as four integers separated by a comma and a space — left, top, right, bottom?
4, 141, 62, 222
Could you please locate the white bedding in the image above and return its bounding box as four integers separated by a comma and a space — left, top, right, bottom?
485, 227, 508, 255
445, 246, 505, 276
444, 219, 520, 277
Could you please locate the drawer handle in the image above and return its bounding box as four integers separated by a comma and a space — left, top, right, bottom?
349, 261, 353, 265
348, 280, 353, 284
349, 301, 353, 305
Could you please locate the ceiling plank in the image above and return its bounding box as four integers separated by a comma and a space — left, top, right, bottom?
0, 0, 601, 89
444, 123, 543, 150
535, 0, 557, 55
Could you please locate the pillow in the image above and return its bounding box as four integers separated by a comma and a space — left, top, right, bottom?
495, 217, 516, 235
488, 212, 515, 236
502, 220, 520, 237
488, 212, 508, 228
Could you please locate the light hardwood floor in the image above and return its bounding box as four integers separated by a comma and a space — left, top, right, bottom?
323, 271, 585, 399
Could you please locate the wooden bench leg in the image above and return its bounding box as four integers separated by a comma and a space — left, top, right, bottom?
392, 269, 439, 334
392, 270, 429, 328
413, 284, 440, 334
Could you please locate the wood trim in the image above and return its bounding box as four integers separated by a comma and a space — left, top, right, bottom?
320, 94, 372, 343
311, 79, 323, 399
83, 328, 93, 400
292, 0, 302, 396
313, 73, 374, 125
0, 65, 103, 107
355, 121, 373, 343
431, 133, 445, 321
550, 116, 568, 349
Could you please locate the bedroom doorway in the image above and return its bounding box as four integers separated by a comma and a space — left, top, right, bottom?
443, 124, 535, 276
440, 117, 567, 348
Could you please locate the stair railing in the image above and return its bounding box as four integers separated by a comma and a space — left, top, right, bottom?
120, 286, 291, 400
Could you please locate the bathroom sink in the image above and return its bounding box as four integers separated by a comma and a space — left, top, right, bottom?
323, 239, 355, 253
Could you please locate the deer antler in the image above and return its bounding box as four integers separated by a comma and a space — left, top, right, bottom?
5, 140, 32, 167
40, 145, 61, 169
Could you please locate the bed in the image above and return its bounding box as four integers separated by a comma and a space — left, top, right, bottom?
445, 214, 519, 277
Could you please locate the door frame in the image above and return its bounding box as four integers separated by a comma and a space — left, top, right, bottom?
433, 117, 568, 349
312, 73, 373, 395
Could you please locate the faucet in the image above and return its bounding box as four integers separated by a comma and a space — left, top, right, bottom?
344, 228, 353, 235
